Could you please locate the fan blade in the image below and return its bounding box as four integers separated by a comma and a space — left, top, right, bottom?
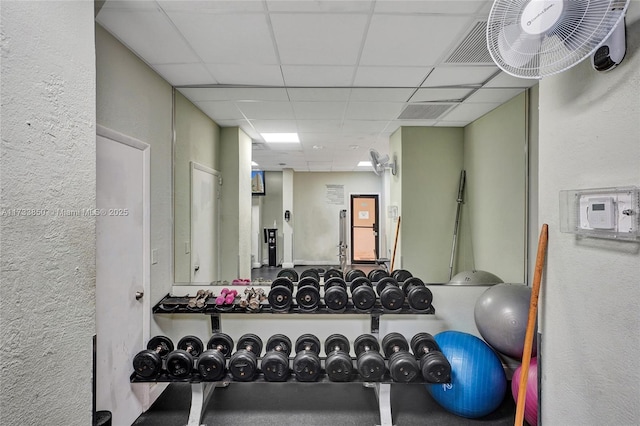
498, 23, 544, 68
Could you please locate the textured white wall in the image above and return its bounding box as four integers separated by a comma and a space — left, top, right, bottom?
538, 7, 640, 425
0, 2, 96, 425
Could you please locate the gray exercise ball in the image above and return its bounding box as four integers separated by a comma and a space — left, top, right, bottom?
448, 270, 504, 285
474, 283, 536, 359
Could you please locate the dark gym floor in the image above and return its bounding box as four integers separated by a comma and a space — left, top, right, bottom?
133, 265, 516, 425
132, 381, 516, 426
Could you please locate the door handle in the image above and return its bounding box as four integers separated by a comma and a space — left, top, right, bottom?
135, 291, 144, 300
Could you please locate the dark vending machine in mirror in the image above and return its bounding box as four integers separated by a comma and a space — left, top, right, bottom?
264, 228, 277, 267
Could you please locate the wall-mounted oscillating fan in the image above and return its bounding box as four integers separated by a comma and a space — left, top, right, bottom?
369, 149, 397, 176
486, 0, 631, 78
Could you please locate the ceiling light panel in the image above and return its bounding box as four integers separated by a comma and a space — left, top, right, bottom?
270, 13, 369, 65
353, 66, 431, 87
166, 11, 277, 64
261, 133, 300, 143
360, 15, 472, 66
97, 8, 200, 65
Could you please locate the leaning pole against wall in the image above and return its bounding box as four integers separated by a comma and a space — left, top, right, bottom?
448, 170, 466, 280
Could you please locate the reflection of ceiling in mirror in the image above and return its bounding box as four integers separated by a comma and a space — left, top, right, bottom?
96, 1, 537, 171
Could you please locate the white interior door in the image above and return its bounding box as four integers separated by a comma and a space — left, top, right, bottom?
191, 162, 221, 282
96, 125, 150, 425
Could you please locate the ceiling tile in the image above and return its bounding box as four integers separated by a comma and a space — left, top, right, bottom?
224, 88, 289, 102
373, 1, 490, 14
390, 119, 438, 127
441, 103, 500, 122
205, 64, 284, 86
267, 1, 374, 13
101, 1, 158, 11
349, 88, 414, 102
166, 11, 278, 64
341, 120, 390, 133
270, 13, 369, 65
484, 72, 540, 88
97, 8, 200, 64
345, 102, 406, 120
153, 63, 216, 86
214, 119, 246, 127
236, 101, 295, 120
178, 88, 229, 102
158, 1, 265, 12
465, 88, 525, 103
281, 65, 355, 86
249, 120, 298, 133
307, 161, 334, 171
265, 142, 303, 151
434, 121, 470, 127
287, 88, 351, 101
353, 66, 431, 87
296, 120, 343, 132
195, 101, 244, 120
292, 102, 347, 120
409, 88, 474, 102
359, 14, 472, 66
422, 66, 499, 87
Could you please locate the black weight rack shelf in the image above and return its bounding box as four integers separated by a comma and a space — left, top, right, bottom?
153, 293, 435, 315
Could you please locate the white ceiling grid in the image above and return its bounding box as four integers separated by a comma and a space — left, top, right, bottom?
97, 0, 538, 171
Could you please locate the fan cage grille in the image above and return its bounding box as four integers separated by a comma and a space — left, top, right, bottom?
487, 0, 630, 78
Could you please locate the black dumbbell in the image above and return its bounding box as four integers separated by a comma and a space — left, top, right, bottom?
411, 333, 451, 384
261, 334, 293, 382
300, 268, 320, 282
323, 277, 349, 312
368, 268, 390, 283
350, 276, 376, 313
277, 268, 299, 282
353, 334, 386, 381
229, 333, 263, 382
324, 334, 354, 382
166, 335, 204, 379
382, 333, 420, 383
324, 268, 343, 280
268, 277, 294, 312
345, 269, 365, 282
376, 277, 405, 312
391, 269, 413, 283
196, 333, 234, 381
132, 335, 174, 379
292, 334, 322, 382
402, 277, 433, 313
295, 276, 321, 312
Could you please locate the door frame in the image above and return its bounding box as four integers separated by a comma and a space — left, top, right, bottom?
350, 194, 380, 264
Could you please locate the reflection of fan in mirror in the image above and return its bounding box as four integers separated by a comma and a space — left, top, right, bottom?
369, 149, 397, 176
487, 0, 630, 78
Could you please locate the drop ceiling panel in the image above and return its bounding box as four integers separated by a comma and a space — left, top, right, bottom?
153, 63, 216, 86
484, 73, 540, 88
353, 66, 431, 87
373, 1, 490, 14
96, 8, 200, 65
178, 88, 230, 102
296, 120, 343, 132
158, 1, 265, 12
349, 88, 414, 102
223, 88, 289, 102
441, 103, 501, 122
195, 101, 244, 120
307, 161, 334, 171
205, 64, 285, 86
167, 11, 277, 64
345, 102, 405, 120
409, 88, 474, 102
287, 88, 351, 102
265, 142, 303, 152
422, 66, 498, 87
270, 13, 369, 65
359, 14, 472, 66
266, 1, 374, 13
292, 102, 347, 120
465, 88, 525, 103
281, 65, 355, 86
342, 120, 390, 133
249, 120, 299, 133
236, 101, 295, 120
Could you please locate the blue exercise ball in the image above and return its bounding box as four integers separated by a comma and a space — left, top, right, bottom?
426, 331, 507, 418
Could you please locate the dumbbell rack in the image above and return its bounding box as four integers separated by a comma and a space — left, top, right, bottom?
145, 291, 438, 426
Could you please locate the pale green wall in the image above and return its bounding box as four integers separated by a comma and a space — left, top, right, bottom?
398, 127, 465, 281
173, 91, 221, 282
220, 127, 252, 280
292, 172, 383, 264
261, 171, 284, 264
96, 24, 173, 337
388, 128, 403, 267
462, 93, 527, 283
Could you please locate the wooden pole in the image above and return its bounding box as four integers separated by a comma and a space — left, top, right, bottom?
390, 216, 401, 271
515, 224, 548, 426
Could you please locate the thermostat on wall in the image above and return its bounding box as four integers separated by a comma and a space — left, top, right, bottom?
560, 186, 640, 241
